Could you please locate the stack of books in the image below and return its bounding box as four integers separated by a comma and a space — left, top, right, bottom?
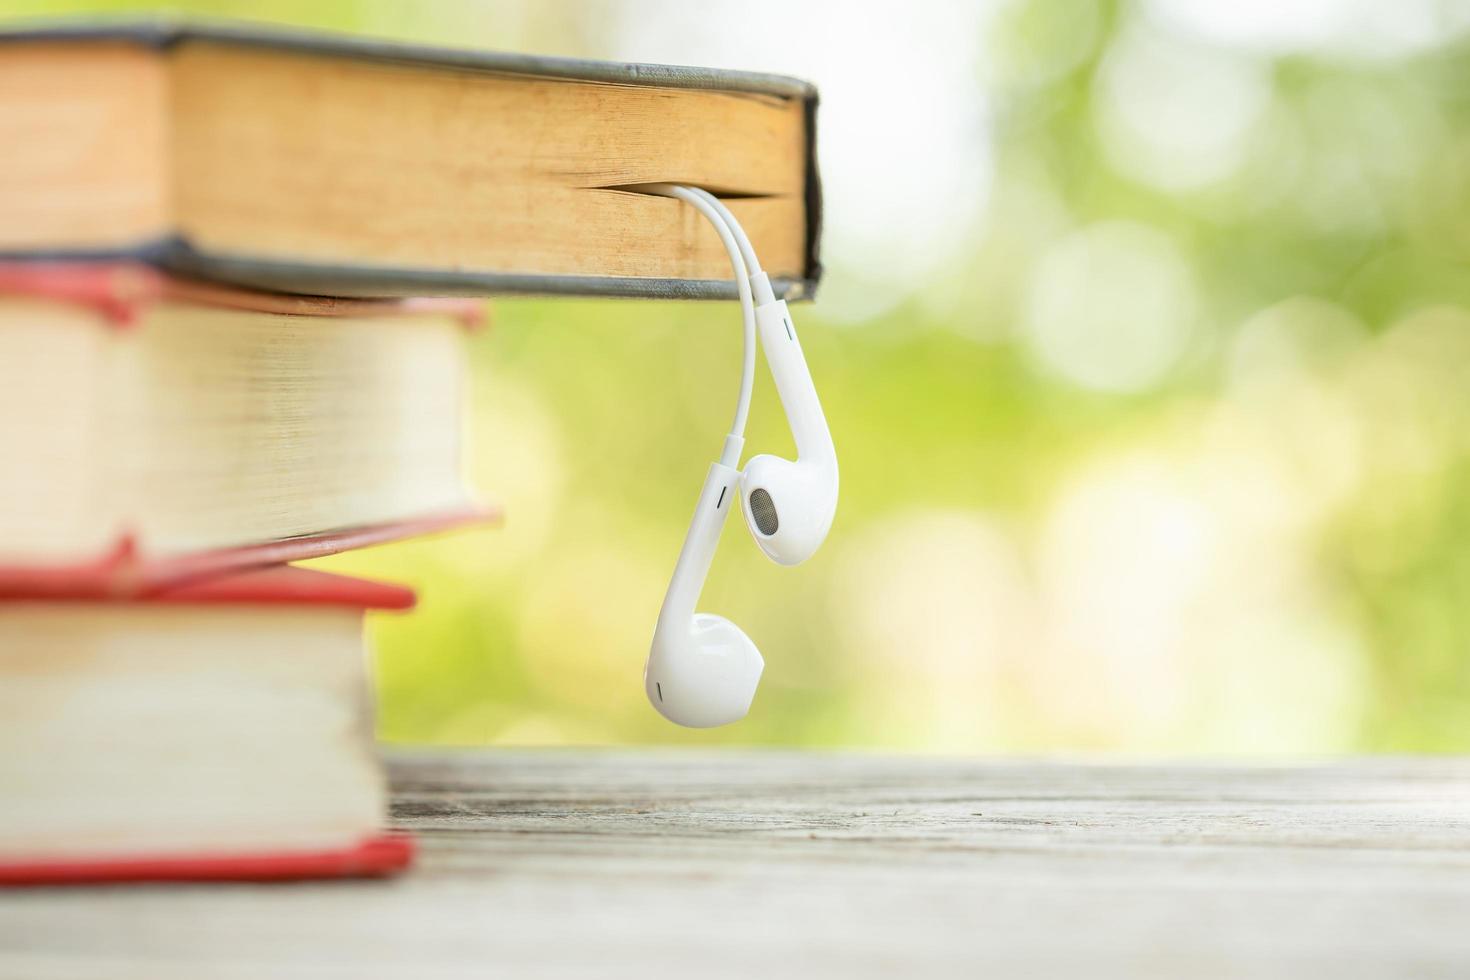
0, 20, 820, 884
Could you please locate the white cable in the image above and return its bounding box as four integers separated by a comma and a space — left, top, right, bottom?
684, 187, 777, 306
643, 183, 756, 468
686, 189, 758, 280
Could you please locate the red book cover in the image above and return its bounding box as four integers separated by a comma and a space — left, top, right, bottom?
0, 508, 497, 599
0, 834, 415, 886
0, 564, 418, 885
0, 261, 488, 327
0, 561, 417, 608
0, 260, 501, 597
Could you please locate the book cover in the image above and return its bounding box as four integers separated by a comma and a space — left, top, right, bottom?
0, 509, 494, 599
0, 833, 414, 886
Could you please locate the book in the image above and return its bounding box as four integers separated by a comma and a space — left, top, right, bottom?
0, 262, 495, 594
0, 564, 416, 884
0, 19, 822, 300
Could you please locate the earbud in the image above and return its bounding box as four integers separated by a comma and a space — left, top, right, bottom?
637, 183, 835, 728
646, 462, 764, 727
740, 288, 839, 566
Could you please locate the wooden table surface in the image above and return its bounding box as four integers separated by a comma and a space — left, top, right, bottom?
3, 750, 1470, 978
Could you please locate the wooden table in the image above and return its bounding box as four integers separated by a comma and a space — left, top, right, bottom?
2, 751, 1469, 978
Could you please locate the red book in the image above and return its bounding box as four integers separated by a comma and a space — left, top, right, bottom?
0, 261, 498, 596
0, 565, 418, 885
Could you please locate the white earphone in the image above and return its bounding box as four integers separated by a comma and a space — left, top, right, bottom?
641, 185, 838, 728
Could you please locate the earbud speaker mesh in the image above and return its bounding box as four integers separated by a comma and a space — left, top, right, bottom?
749, 488, 779, 535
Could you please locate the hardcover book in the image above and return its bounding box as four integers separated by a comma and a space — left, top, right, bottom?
0, 564, 417, 885
0, 19, 822, 300
0, 262, 495, 595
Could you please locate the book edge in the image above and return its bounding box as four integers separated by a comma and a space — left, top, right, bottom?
0, 504, 500, 599
141, 564, 418, 610
0, 15, 818, 99
0, 259, 486, 324
0, 241, 821, 301
0, 832, 415, 885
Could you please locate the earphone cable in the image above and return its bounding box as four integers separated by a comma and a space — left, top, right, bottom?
683, 187, 777, 307
642, 184, 756, 468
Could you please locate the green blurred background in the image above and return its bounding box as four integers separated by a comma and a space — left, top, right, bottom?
17, 0, 1470, 752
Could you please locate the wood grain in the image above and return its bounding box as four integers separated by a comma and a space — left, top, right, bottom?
2, 751, 1469, 978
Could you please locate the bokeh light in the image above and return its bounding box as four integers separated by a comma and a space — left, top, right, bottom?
17, 0, 1470, 753
1023, 221, 1198, 391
